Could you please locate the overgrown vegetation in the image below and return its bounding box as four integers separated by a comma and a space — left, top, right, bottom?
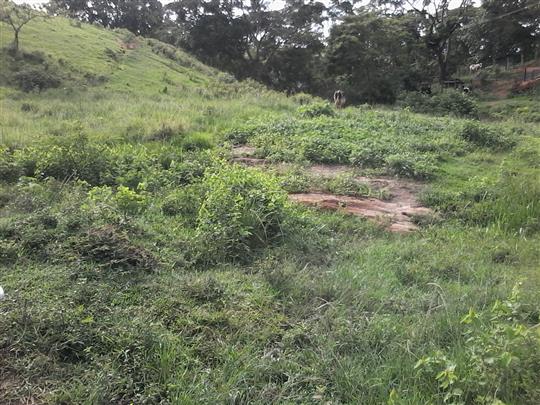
398, 90, 479, 118
1, 9, 539, 405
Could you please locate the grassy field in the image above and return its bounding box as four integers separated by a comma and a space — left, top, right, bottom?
1, 15, 540, 405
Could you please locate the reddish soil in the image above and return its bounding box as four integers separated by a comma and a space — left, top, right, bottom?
289, 192, 431, 233
231, 145, 433, 232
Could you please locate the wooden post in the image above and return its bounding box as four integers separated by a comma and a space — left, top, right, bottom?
523, 67, 527, 81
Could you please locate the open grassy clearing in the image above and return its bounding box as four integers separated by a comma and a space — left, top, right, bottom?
1, 14, 540, 405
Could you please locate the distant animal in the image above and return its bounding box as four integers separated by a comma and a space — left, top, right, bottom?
333, 90, 346, 109
469, 63, 482, 73
463, 86, 471, 94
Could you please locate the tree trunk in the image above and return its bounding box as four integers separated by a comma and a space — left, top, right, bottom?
437, 51, 447, 84
13, 29, 19, 53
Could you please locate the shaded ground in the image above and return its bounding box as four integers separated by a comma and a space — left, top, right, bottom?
232, 146, 433, 232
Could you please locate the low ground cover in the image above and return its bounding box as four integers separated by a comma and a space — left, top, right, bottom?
1, 14, 539, 405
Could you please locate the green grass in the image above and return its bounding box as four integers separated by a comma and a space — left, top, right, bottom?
1, 13, 540, 405
0, 17, 295, 145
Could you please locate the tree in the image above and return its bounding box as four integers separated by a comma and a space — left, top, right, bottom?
468, 0, 540, 66
378, 0, 475, 82
0, 1, 39, 54
326, 10, 427, 103
48, 0, 164, 36
163, 0, 327, 92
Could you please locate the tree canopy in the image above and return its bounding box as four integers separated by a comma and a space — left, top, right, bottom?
40, 0, 540, 102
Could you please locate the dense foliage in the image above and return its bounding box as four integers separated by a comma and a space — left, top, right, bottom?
42, 0, 540, 101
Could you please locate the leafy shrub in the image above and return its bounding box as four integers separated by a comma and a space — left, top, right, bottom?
161, 185, 203, 222
297, 102, 335, 118
147, 124, 180, 142
415, 287, 540, 404
385, 153, 437, 179
290, 92, 315, 105
0, 147, 22, 183
350, 141, 394, 168
19, 50, 46, 64
460, 122, 516, 150
181, 133, 213, 151
433, 91, 479, 118
104, 47, 122, 62
398, 90, 478, 118
279, 170, 311, 193
303, 138, 350, 164
18, 135, 113, 185
465, 173, 539, 234
196, 164, 287, 263
86, 185, 149, 220
14, 65, 61, 92
181, 275, 225, 303
223, 127, 255, 145
20, 102, 38, 112
325, 174, 370, 197
168, 151, 217, 185
0, 239, 19, 265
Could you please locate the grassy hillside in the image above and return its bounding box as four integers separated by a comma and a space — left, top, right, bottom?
1, 14, 540, 405
0, 16, 293, 146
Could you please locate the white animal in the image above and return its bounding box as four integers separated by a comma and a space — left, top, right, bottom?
469, 63, 482, 73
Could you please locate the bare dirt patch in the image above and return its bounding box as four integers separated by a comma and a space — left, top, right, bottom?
290, 192, 431, 233
231, 145, 433, 232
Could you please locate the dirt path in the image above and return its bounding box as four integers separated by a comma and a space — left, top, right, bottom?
231, 145, 433, 232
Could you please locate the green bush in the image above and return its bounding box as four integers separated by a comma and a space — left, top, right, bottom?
349, 141, 394, 168
223, 127, 255, 145
385, 153, 437, 179
14, 65, 61, 92
460, 122, 516, 150
0, 239, 19, 265
161, 185, 203, 222
415, 287, 540, 404
297, 102, 335, 118
0, 147, 22, 183
181, 133, 213, 151
196, 164, 287, 263
18, 135, 113, 185
325, 174, 370, 197
303, 137, 350, 164
398, 90, 478, 118
464, 173, 540, 234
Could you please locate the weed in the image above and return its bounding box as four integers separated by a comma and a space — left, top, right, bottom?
74, 225, 156, 271
297, 102, 335, 118
196, 164, 287, 263
460, 121, 516, 150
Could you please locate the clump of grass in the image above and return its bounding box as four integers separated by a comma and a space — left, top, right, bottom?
73, 225, 156, 271
460, 121, 516, 150
297, 102, 335, 118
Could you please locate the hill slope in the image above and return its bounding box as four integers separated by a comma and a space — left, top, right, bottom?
1, 13, 539, 405
0, 15, 293, 145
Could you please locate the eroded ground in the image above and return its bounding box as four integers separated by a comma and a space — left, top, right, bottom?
232, 145, 433, 232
